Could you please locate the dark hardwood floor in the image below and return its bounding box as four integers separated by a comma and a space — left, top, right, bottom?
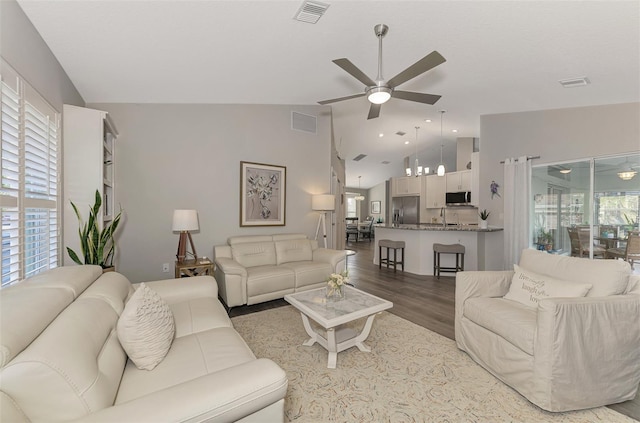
227, 238, 639, 421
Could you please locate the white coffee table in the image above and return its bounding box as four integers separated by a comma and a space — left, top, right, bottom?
284, 286, 393, 369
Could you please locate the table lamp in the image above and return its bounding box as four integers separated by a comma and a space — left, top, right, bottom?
312, 194, 335, 248
172, 209, 199, 262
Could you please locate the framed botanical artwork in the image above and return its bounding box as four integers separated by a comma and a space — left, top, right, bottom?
371, 200, 381, 214
240, 161, 286, 226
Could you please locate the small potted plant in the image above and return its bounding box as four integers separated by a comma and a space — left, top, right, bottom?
478, 209, 490, 229
67, 190, 123, 271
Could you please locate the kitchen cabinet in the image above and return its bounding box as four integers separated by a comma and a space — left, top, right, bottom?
446, 170, 472, 192
392, 176, 422, 197
63, 105, 118, 265
425, 175, 446, 208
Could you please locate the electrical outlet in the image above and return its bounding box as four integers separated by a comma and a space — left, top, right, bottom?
162, 263, 170, 273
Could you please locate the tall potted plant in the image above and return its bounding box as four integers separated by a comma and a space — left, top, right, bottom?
67, 190, 122, 270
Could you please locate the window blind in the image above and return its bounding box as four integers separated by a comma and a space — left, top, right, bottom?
1, 60, 59, 286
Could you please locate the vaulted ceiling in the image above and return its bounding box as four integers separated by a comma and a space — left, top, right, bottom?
17, 0, 640, 188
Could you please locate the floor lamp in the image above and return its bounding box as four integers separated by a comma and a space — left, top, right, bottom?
173, 209, 199, 262
312, 194, 335, 249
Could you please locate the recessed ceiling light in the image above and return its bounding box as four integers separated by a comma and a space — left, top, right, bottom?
378, 133, 384, 138
404, 141, 410, 145
452, 129, 458, 133
424, 119, 432, 123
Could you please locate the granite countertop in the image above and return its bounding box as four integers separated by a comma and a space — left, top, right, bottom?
377, 224, 503, 232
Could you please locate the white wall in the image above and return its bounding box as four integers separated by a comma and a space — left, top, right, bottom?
0, 0, 84, 110
478, 102, 640, 268
89, 103, 333, 283
368, 181, 386, 222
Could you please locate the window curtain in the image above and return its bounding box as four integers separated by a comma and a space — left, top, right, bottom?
503, 156, 531, 268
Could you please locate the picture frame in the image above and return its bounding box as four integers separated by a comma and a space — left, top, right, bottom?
371, 200, 381, 214
240, 161, 286, 226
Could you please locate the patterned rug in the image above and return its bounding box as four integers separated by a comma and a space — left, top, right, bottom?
231, 305, 636, 423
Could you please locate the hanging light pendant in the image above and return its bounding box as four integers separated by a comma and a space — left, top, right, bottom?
414, 126, 423, 176
437, 110, 446, 176
355, 176, 365, 201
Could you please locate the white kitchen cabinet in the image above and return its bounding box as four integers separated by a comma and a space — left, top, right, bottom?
446, 170, 472, 192
63, 105, 118, 265
392, 176, 422, 196
425, 175, 446, 208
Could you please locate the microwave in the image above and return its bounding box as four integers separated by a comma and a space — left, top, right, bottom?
446, 191, 472, 206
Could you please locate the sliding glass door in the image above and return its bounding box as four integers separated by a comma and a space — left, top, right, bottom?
531, 153, 639, 258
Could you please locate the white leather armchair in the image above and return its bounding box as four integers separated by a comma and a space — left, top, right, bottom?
455, 249, 640, 412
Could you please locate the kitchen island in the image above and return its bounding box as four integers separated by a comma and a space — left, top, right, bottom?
374, 224, 504, 276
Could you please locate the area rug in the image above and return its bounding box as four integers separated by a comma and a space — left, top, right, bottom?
231, 305, 637, 423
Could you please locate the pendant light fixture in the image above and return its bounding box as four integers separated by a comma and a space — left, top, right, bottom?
414, 126, 423, 177
617, 158, 637, 181
355, 176, 365, 201
437, 110, 446, 176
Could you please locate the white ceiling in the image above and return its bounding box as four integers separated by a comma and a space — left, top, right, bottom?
16, 0, 640, 189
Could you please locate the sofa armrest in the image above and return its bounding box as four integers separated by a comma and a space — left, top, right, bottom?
69, 358, 287, 423
312, 248, 346, 272
214, 257, 248, 308
141, 276, 218, 305
534, 294, 640, 410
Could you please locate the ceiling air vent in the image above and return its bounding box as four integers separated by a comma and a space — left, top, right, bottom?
353, 154, 367, 162
395, 131, 406, 136
293, 1, 330, 24
291, 111, 317, 134
381, 161, 391, 165
559, 77, 590, 88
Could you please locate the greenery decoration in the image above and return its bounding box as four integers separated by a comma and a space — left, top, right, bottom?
478, 209, 490, 220
67, 190, 122, 268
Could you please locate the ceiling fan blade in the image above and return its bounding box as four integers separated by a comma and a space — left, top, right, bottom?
392, 90, 441, 105
387, 51, 446, 88
318, 93, 366, 105
367, 103, 381, 120
333, 58, 377, 87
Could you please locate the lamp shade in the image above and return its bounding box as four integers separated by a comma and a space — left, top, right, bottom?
312, 194, 335, 211
172, 209, 199, 231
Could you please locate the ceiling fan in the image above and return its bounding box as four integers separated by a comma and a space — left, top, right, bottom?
318, 24, 446, 120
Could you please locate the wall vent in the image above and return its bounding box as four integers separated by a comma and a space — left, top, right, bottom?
353, 154, 367, 162
291, 111, 317, 134
293, 1, 330, 24
559, 77, 590, 88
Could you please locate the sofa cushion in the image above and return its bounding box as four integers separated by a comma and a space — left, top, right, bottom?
170, 297, 232, 338
275, 239, 313, 264
232, 242, 277, 268
280, 261, 333, 289
117, 283, 175, 370
504, 265, 592, 308
518, 248, 631, 297
246, 265, 295, 297
464, 297, 537, 355
115, 327, 256, 404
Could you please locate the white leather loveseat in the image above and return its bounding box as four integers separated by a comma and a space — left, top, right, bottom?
0, 266, 288, 422
456, 249, 640, 412
214, 234, 346, 307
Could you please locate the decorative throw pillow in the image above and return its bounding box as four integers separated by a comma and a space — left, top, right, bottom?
117, 283, 175, 370
504, 264, 593, 308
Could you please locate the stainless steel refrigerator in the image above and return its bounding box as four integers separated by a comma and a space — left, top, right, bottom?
392, 196, 420, 224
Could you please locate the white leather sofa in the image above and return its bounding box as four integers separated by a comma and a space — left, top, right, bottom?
456, 249, 640, 412
0, 266, 288, 422
214, 234, 346, 307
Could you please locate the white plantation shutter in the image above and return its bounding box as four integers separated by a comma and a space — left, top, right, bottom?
1, 61, 59, 286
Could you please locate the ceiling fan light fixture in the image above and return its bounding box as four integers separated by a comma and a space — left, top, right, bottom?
367, 86, 392, 104
618, 169, 637, 181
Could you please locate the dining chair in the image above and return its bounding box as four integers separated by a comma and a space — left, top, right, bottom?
358, 219, 374, 241
606, 232, 640, 268
567, 227, 606, 258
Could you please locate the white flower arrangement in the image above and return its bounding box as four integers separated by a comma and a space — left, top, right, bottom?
326, 270, 349, 297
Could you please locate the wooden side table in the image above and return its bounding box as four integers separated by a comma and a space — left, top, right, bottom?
175, 258, 214, 278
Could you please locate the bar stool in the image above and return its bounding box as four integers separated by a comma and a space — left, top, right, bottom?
379, 239, 405, 272
433, 243, 465, 278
